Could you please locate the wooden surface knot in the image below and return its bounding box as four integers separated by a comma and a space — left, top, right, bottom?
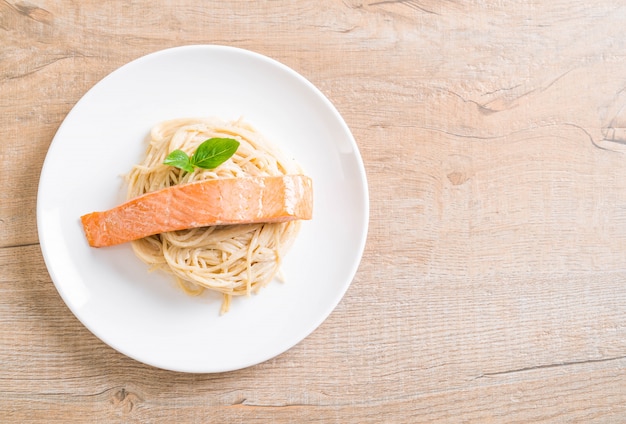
109, 387, 143, 414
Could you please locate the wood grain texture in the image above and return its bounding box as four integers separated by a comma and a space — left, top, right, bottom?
2, 0, 626, 422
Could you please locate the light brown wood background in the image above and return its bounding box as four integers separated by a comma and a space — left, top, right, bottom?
2, 0, 626, 422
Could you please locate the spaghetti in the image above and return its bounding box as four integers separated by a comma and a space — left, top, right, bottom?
126, 117, 304, 313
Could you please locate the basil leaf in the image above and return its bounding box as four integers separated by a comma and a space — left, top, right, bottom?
190, 138, 240, 170
163, 149, 194, 173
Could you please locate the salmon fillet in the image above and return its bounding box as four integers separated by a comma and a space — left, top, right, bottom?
81, 175, 313, 247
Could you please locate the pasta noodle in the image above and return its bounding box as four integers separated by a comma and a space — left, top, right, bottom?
126, 117, 303, 313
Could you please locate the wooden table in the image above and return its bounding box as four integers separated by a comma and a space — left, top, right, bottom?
2, 1, 626, 422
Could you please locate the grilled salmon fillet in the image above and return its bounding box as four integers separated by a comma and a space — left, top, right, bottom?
81, 175, 313, 247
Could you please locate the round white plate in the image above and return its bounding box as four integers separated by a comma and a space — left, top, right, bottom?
37, 45, 368, 373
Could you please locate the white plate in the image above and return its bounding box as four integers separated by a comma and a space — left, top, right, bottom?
37, 45, 368, 373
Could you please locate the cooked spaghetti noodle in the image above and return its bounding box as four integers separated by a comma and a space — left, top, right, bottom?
126, 117, 303, 313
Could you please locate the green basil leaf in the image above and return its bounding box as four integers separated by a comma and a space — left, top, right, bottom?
190, 138, 240, 170
163, 149, 194, 173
